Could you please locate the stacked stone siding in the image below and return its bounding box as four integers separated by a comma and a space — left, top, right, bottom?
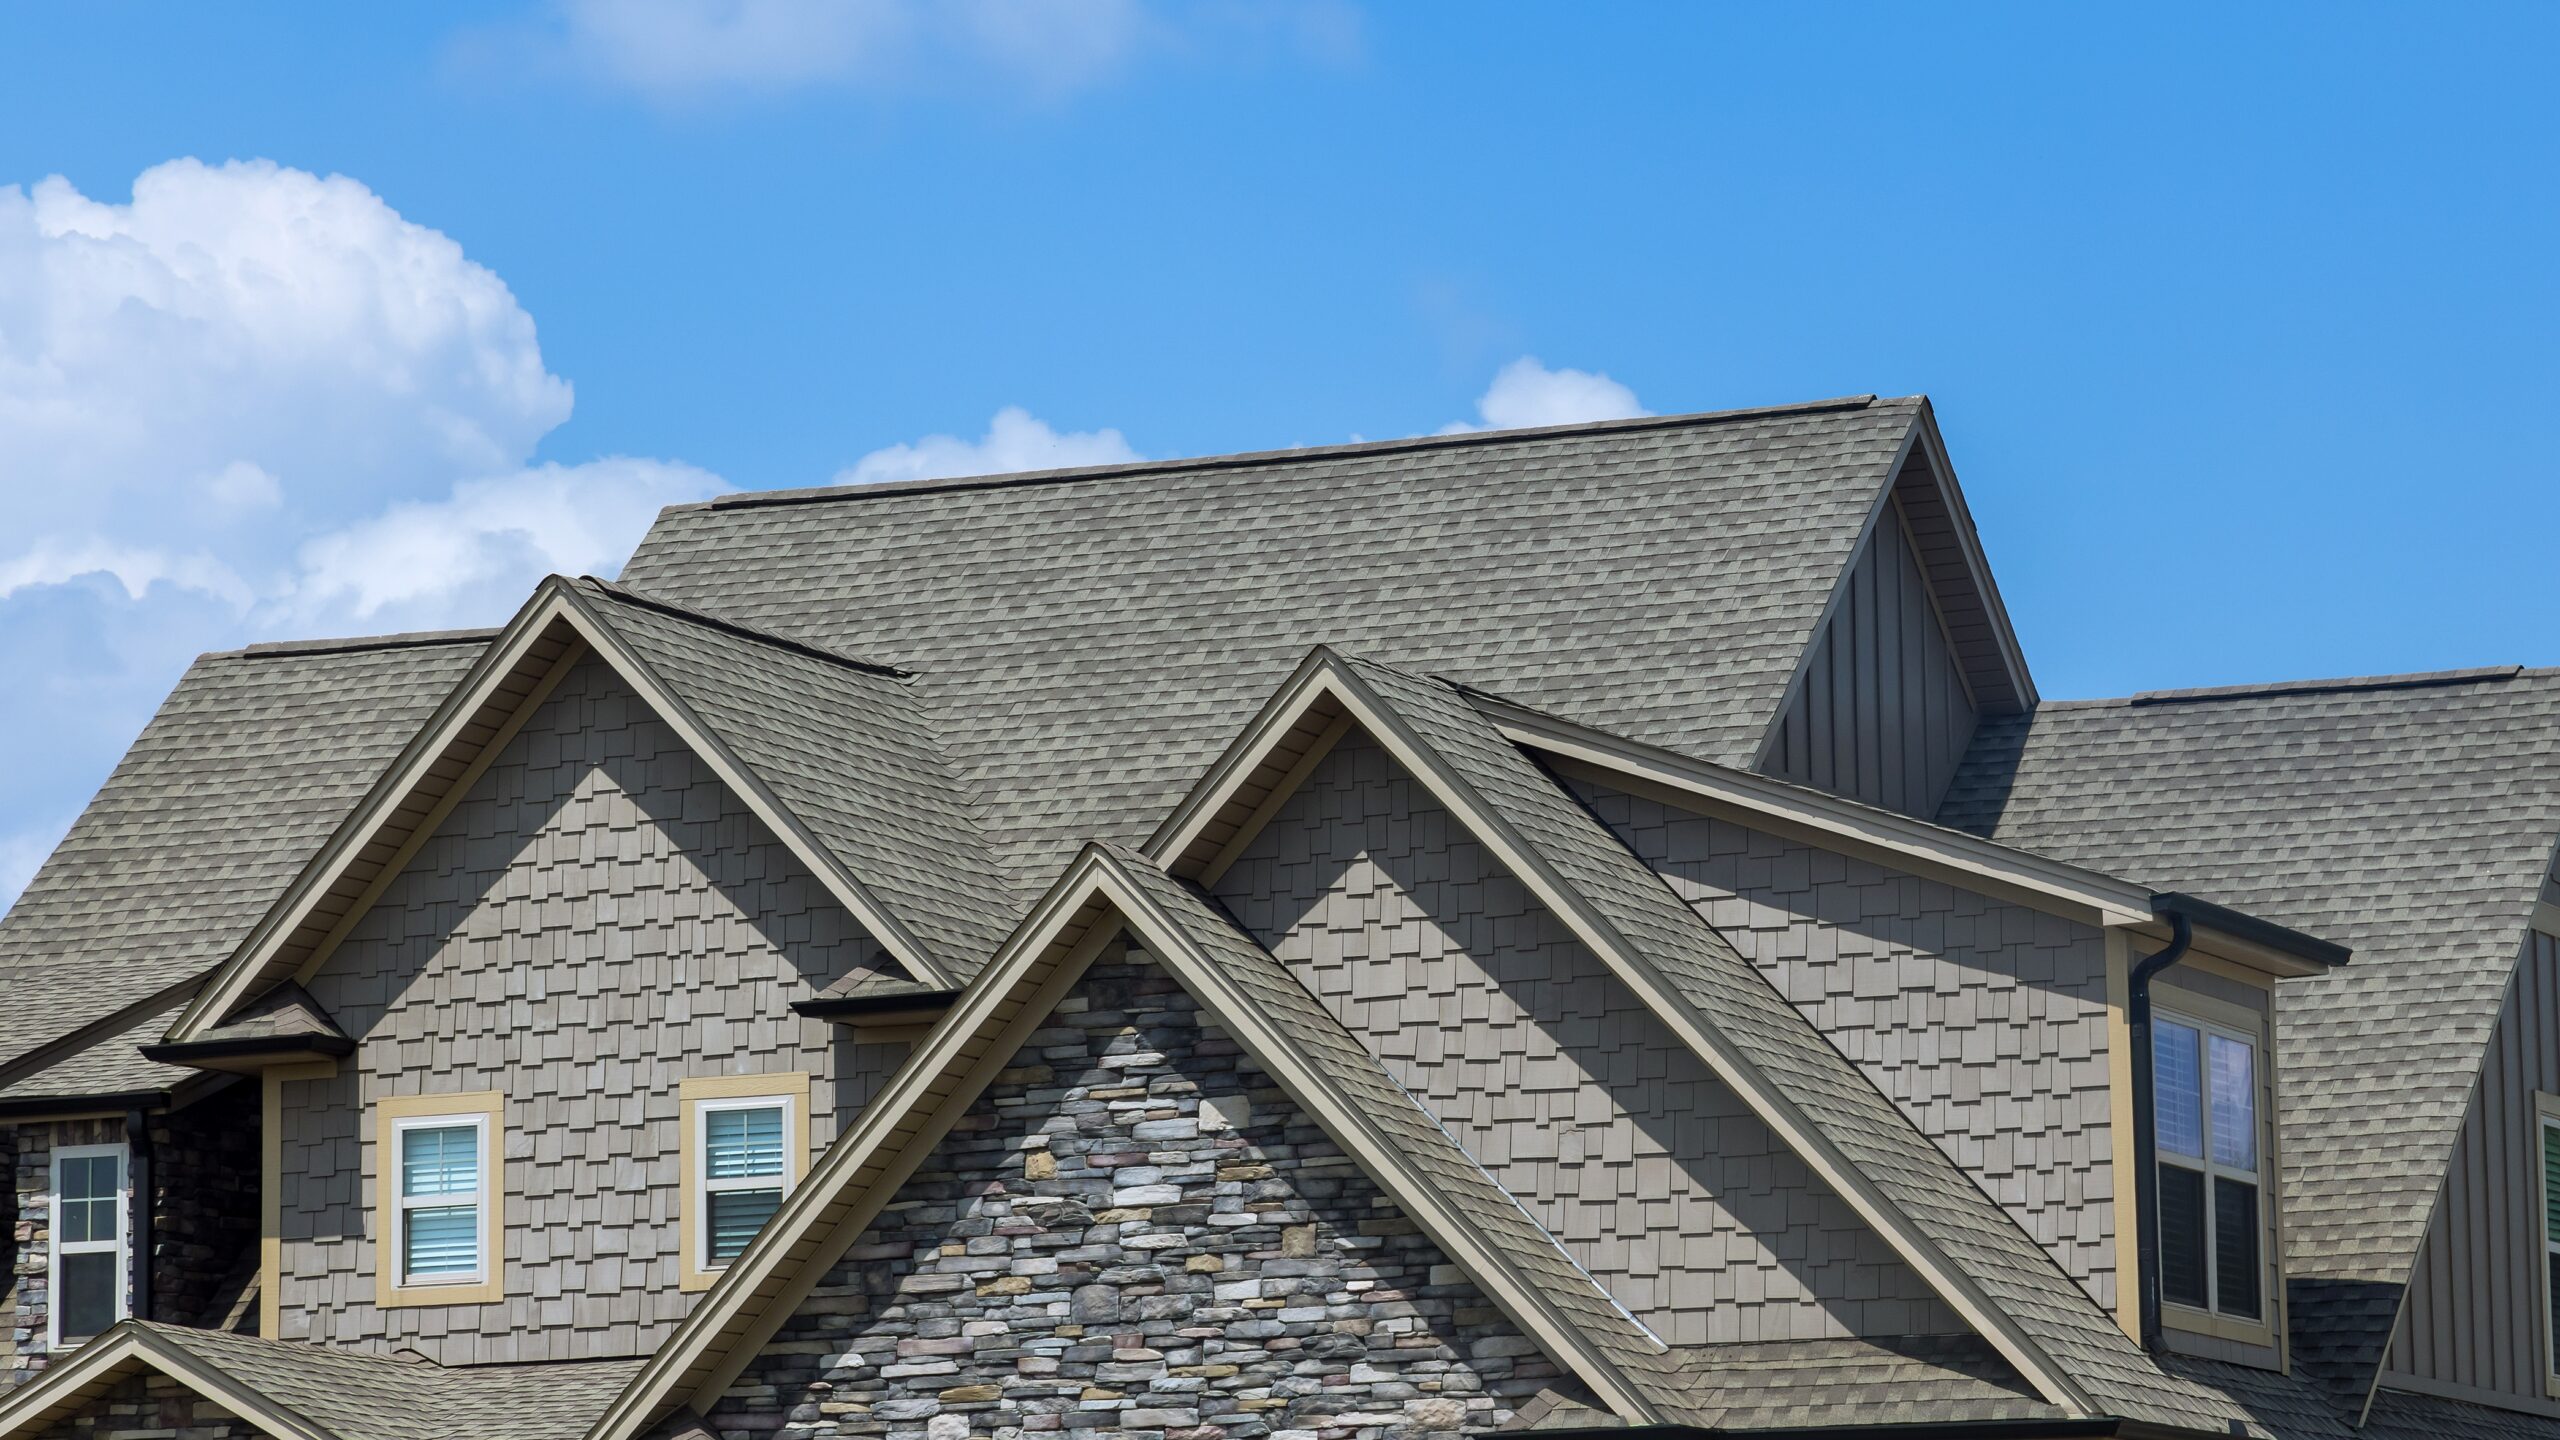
712, 948, 1581, 1440
5, 1118, 120, 1390
38, 1371, 270, 1440
149, 1085, 261, 1331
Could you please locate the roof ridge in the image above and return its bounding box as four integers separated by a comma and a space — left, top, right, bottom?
2034, 664, 2530, 710
575, 576, 913, 679
684, 393, 1903, 514
212, 628, 500, 661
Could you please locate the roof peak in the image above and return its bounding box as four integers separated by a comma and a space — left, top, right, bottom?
2045, 663, 2536, 711
684, 392, 1908, 515
212, 628, 500, 662
571, 576, 912, 679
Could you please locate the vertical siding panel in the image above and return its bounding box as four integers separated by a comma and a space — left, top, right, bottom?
1854, 539, 1882, 805
1874, 532, 1905, 813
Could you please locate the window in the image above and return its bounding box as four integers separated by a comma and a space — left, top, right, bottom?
49, 1143, 127, 1348
373, 1092, 504, 1308
679, 1074, 808, 1291
395, 1117, 486, 1283
2153, 1011, 2265, 1324
2540, 1096, 2560, 1390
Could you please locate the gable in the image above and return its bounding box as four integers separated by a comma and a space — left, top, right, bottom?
708, 945, 1601, 1439
1760, 488, 1983, 817
1212, 731, 1963, 1347
280, 655, 909, 1364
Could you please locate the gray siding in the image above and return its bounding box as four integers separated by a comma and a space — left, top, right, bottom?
1763, 501, 1979, 818
2385, 928, 2560, 1412
1213, 733, 1962, 1346
1570, 781, 2120, 1314
282, 656, 909, 1365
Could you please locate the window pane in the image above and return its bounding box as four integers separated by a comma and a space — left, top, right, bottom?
2158, 1162, 2208, 1309
2545, 1122, 2560, 1246
59, 1249, 118, 1342
2154, 1021, 2204, 1159
64, 1154, 118, 1202
402, 1126, 479, 1199
707, 1187, 782, 1262
2214, 1177, 2262, 1319
2208, 1035, 2257, 1172
403, 1205, 480, 1277
60, 1191, 94, 1245
2549, 1251, 2560, 1376
706, 1106, 785, 1181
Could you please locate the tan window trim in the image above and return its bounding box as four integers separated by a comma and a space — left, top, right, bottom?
2152, 997, 2279, 1351
373, 1091, 505, 1309
679, 1074, 811, 1293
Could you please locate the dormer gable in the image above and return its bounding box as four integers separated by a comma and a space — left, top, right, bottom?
1757, 405, 2036, 818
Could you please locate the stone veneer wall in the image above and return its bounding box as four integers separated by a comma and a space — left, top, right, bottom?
3, 1088, 264, 1394
1567, 781, 2121, 1313
1212, 734, 1959, 1346
37, 1371, 270, 1440
710, 948, 1584, 1440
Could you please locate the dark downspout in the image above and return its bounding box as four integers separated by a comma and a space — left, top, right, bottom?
2126, 910, 2191, 1351
125, 1108, 153, 1324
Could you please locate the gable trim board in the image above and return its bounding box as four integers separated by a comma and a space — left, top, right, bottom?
583, 843, 1681, 1440
1150, 646, 2132, 1417
169, 576, 962, 1048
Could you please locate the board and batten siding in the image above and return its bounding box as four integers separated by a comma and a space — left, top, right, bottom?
2384, 927, 2560, 1414
1568, 779, 2121, 1317
281, 656, 910, 1366
1212, 732, 1964, 1347
1762, 500, 1980, 819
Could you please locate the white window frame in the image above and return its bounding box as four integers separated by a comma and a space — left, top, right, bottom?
2154, 1004, 2274, 1339
373, 1090, 505, 1309
678, 1073, 809, 1292
46, 1141, 129, 1351
2536, 1091, 2560, 1398
392, 1113, 490, 1288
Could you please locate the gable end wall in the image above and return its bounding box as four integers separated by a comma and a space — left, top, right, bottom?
1212, 733, 1963, 1346
280, 656, 910, 1365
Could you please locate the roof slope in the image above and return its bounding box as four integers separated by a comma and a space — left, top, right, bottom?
619, 398, 1925, 886
1939, 667, 2560, 1388
1326, 653, 2256, 1431
574, 580, 1016, 974
0, 631, 489, 1079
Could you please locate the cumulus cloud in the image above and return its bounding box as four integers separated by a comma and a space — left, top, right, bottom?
837, 406, 1142, 486
1442, 356, 1649, 434
0, 158, 727, 913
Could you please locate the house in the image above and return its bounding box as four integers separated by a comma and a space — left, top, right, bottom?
0, 393, 2554, 1440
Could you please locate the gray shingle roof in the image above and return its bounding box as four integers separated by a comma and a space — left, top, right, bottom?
1939, 668, 2560, 1390
618, 398, 1925, 890
1329, 652, 2260, 1431
137, 1321, 644, 1440
0, 632, 490, 1081
572, 578, 1017, 977
0, 998, 192, 1104
1661, 1336, 2056, 1428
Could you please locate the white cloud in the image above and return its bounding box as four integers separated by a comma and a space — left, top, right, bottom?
837, 406, 1142, 485
286, 458, 727, 631
0, 158, 727, 912
551, 0, 1146, 101
1442, 356, 1649, 434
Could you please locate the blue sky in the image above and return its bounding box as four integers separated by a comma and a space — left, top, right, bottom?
1, 2, 2554, 908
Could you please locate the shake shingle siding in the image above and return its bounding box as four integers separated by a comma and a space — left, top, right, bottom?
617, 401, 1923, 891
1570, 780, 2121, 1314
281, 658, 909, 1364
1212, 733, 1963, 1345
